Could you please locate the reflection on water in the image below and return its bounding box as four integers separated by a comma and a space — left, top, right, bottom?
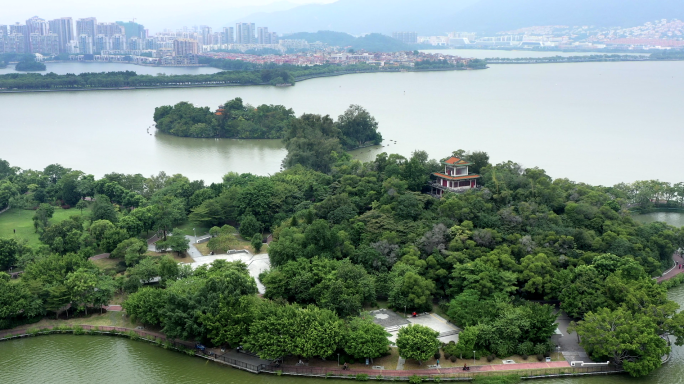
420, 49, 647, 59
0, 62, 223, 76
632, 212, 684, 228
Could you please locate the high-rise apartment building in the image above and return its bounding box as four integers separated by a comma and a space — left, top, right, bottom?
94, 34, 110, 52
78, 34, 93, 54
235, 23, 255, 44
76, 17, 97, 38
48, 17, 74, 54
257, 27, 271, 44
7, 33, 26, 53
222, 27, 234, 44
26, 16, 49, 36
29, 32, 59, 54
392, 32, 418, 44
110, 34, 127, 51
116, 21, 145, 40
96, 22, 124, 37
173, 38, 198, 56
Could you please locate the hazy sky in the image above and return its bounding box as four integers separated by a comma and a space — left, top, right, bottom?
2, 0, 336, 32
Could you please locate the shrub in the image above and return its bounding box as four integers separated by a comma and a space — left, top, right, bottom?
450, 356, 457, 362
73, 326, 85, 335
434, 352, 441, 360
355, 373, 369, 381
435, 378, 442, 383
534, 343, 549, 356
409, 375, 422, 384
487, 354, 495, 362
444, 352, 451, 359
276, 370, 283, 376
521, 354, 528, 360
536, 354, 544, 361
517, 341, 533, 356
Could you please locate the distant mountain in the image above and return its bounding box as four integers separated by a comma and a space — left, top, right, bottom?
285, 31, 415, 52
236, 0, 684, 35
233, 0, 479, 35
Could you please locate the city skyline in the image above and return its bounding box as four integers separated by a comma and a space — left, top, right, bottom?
0, 0, 335, 33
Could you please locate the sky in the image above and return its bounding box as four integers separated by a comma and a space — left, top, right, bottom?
1, 0, 336, 32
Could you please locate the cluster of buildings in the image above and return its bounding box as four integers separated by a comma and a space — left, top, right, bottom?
201, 50, 472, 68
0, 16, 284, 65
408, 19, 684, 51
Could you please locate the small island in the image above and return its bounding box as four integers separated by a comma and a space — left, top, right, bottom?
154, 98, 383, 151
14, 55, 46, 72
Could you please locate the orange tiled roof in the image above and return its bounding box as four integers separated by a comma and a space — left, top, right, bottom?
433, 173, 480, 181
444, 156, 470, 166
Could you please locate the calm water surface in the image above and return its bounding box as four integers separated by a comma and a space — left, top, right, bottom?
632, 212, 684, 227
1, 61, 682, 184
421, 49, 647, 59
0, 62, 223, 75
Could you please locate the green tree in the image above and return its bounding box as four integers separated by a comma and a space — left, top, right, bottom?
251, 234, 263, 253
207, 225, 238, 254
0, 179, 18, 209
0, 273, 44, 328
32, 203, 55, 232
110, 238, 147, 266
570, 307, 668, 377
118, 215, 143, 238
239, 214, 263, 239
0, 238, 18, 270
66, 268, 98, 315
92, 195, 118, 223
396, 324, 440, 365
336, 104, 382, 149
164, 231, 189, 257
343, 316, 392, 361
74, 199, 88, 214
388, 265, 435, 312
122, 287, 167, 326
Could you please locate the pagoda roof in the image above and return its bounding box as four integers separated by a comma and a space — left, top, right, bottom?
442, 156, 472, 166
433, 173, 480, 181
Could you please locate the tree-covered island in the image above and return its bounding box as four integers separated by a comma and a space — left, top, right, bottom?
154, 99, 384, 166
1, 119, 684, 377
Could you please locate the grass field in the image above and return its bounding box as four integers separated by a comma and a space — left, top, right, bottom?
0, 206, 92, 246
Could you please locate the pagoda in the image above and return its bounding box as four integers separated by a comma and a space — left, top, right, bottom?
430, 156, 480, 197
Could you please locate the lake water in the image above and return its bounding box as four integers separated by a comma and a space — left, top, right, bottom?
420, 49, 647, 59
1, 61, 683, 184
632, 212, 684, 228
0, 62, 223, 76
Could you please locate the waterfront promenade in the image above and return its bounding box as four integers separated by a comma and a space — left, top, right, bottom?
0, 324, 621, 380
657, 252, 684, 283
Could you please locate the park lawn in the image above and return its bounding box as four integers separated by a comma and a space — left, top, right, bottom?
0, 206, 92, 247
91, 257, 126, 275
194, 237, 269, 256
28, 310, 137, 329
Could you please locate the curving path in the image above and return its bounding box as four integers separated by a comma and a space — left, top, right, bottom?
657, 252, 684, 283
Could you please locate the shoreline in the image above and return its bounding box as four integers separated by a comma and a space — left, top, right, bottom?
0, 324, 625, 381
0, 67, 478, 94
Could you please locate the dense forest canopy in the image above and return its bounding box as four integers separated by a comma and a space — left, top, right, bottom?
1, 137, 683, 377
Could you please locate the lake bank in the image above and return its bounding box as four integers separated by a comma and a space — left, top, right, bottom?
0, 67, 477, 94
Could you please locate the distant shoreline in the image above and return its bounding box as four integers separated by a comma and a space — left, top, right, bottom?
0, 67, 480, 94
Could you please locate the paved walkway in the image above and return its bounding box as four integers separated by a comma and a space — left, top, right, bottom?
657, 252, 684, 283
88, 253, 110, 261
184, 235, 204, 259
